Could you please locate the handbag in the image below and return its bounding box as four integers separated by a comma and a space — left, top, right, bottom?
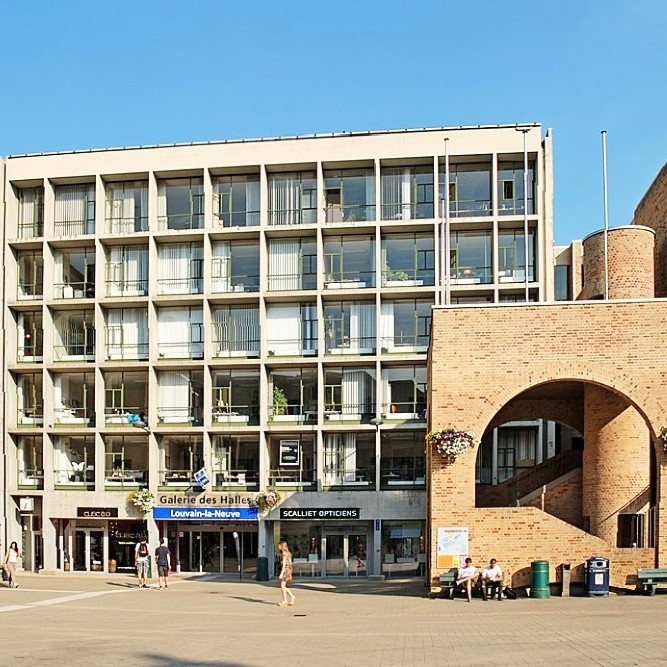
1, 567, 8, 582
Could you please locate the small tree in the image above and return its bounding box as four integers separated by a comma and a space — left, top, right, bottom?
273, 387, 289, 416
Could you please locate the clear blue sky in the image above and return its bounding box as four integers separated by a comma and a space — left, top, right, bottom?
1, 0, 665, 245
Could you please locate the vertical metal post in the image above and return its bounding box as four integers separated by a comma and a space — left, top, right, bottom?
601, 130, 610, 300
521, 129, 530, 302
443, 138, 451, 305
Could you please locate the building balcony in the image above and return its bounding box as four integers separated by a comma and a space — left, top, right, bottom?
325, 203, 376, 224
54, 466, 95, 489
17, 407, 44, 427
17, 468, 44, 490
213, 469, 259, 490
380, 335, 428, 354
54, 407, 93, 427
267, 468, 316, 489
325, 336, 375, 356
105, 216, 149, 235
212, 404, 258, 426
156, 406, 203, 427
157, 213, 204, 231
105, 467, 146, 488
322, 467, 376, 489
157, 341, 204, 361
105, 279, 149, 297
105, 340, 149, 362
17, 222, 44, 239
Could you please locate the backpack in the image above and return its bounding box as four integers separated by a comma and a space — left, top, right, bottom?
503, 586, 517, 600
138, 542, 148, 558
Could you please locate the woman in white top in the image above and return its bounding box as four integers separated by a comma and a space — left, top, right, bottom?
3, 541, 22, 588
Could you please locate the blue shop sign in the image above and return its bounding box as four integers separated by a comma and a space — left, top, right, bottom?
153, 506, 258, 521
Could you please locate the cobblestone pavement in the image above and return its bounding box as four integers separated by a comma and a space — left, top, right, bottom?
2, 573, 667, 666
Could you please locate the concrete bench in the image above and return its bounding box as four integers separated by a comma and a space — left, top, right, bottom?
637, 568, 667, 595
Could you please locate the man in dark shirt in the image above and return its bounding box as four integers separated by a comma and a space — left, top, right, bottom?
155, 538, 172, 590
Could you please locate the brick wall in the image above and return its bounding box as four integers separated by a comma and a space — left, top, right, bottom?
521, 469, 583, 529
632, 163, 667, 297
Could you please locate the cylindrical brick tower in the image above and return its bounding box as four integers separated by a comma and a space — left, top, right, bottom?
580, 225, 655, 300
583, 385, 650, 544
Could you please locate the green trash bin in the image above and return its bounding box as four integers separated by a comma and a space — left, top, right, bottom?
256, 556, 270, 582
531, 560, 550, 598
147, 555, 152, 579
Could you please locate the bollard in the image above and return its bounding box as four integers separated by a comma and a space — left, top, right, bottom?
256, 556, 270, 581
559, 563, 571, 597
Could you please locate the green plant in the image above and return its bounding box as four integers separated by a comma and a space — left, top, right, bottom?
128, 489, 155, 514
427, 428, 478, 464
273, 386, 289, 416
252, 490, 282, 513
386, 266, 410, 282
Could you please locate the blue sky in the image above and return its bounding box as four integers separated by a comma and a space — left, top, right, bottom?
1, 0, 665, 245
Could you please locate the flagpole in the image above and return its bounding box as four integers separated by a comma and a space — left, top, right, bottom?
601, 130, 610, 300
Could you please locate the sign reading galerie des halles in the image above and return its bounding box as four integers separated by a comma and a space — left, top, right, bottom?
157, 492, 257, 507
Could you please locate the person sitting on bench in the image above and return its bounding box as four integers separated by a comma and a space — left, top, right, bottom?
456, 557, 478, 602
481, 558, 504, 601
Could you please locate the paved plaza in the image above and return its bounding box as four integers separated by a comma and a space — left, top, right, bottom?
2, 573, 667, 666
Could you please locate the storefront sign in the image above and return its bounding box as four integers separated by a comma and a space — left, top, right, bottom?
157, 493, 255, 506
280, 508, 360, 519
19, 497, 35, 513
279, 440, 300, 466
77, 507, 119, 518
153, 507, 258, 521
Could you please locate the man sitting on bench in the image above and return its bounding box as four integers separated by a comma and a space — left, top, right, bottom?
481, 558, 504, 601
456, 557, 478, 602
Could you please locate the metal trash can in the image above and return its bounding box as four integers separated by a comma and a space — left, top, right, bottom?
147, 555, 153, 579
558, 563, 571, 597
256, 556, 270, 582
530, 560, 551, 598
585, 557, 609, 597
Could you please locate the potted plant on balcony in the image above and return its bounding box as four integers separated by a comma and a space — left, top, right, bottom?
272, 387, 289, 417
385, 266, 422, 287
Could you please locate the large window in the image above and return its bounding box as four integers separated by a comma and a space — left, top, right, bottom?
15, 373, 43, 426
450, 230, 493, 284
17, 187, 44, 238
158, 178, 204, 230
53, 372, 94, 426
266, 303, 317, 356
381, 166, 433, 220
269, 368, 318, 423
213, 174, 260, 227
382, 233, 435, 286
324, 168, 376, 222
498, 227, 536, 282
323, 433, 375, 487
157, 370, 204, 426
54, 436, 95, 488
17, 250, 44, 300
211, 240, 260, 293
212, 369, 260, 426
158, 435, 204, 487
323, 366, 375, 420
106, 246, 148, 296
267, 435, 316, 488
157, 243, 203, 294
380, 431, 426, 487
497, 161, 535, 215
381, 520, 425, 578
268, 238, 317, 290
104, 435, 148, 488
157, 307, 203, 360
17, 311, 43, 361
324, 301, 376, 354
212, 435, 259, 489
323, 235, 375, 287
104, 371, 148, 426
268, 171, 317, 225
54, 184, 95, 236
105, 181, 148, 233
439, 161, 492, 217
54, 248, 95, 299
381, 366, 426, 419
16, 436, 43, 489
380, 300, 432, 352
53, 311, 95, 361
105, 308, 149, 360
211, 305, 260, 358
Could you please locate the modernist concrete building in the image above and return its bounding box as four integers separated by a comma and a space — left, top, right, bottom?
1, 124, 554, 577
427, 164, 667, 592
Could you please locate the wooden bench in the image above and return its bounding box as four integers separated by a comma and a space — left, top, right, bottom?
637, 568, 667, 595
434, 569, 458, 599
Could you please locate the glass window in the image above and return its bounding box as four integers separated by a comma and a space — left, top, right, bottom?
157, 243, 203, 295
381, 431, 426, 487
54, 184, 95, 236
17, 311, 43, 361
16, 436, 43, 488
555, 264, 570, 301
381, 299, 432, 352
497, 161, 535, 215
157, 370, 204, 426
382, 366, 426, 418
104, 371, 148, 425
323, 235, 375, 287
324, 168, 376, 222
212, 435, 259, 489
157, 307, 203, 360
54, 436, 95, 488
211, 305, 260, 358
106, 246, 148, 296
53, 311, 95, 360
15, 372, 43, 426
17, 250, 44, 300
17, 187, 44, 238
159, 435, 204, 485
277, 523, 322, 578
323, 367, 375, 420
268, 172, 317, 225
212, 369, 260, 426
381, 166, 434, 220
53, 372, 95, 426
268, 238, 317, 290
323, 432, 375, 487
104, 435, 148, 488
382, 233, 435, 286
450, 231, 492, 284
54, 248, 96, 299
158, 178, 204, 230
266, 303, 318, 356
439, 161, 492, 217
105, 181, 148, 233
381, 520, 425, 577
324, 301, 376, 354
269, 368, 318, 422
498, 228, 536, 282
267, 435, 316, 487
214, 174, 260, 227
211, 240, 260, 293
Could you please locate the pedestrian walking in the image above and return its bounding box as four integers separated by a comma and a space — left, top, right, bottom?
135, 536, 150, 588
3, 541, 22, 588
155, 538, 172, 590
277, 540, 296, 607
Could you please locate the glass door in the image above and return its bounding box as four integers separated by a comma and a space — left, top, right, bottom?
348, 534, 367, 577
325, 534, 367, 577
325, 534, 345, 576
74, 528, 105, 571
201, 532, 220, 573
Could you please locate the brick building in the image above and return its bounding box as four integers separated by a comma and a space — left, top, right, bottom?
427, 163, 667, 591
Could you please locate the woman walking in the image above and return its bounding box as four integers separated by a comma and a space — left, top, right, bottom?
277, 540, 296, 607
3, 541, 22, 588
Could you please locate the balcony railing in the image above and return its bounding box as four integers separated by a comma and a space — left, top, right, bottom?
268, 208, 317, 226
381, 402, 426, 420
211, 274, 261, 293
381, 269, 426, 287
448, 199, 492, 217
156, 277, 203, 295
105, 467, 146, 487
267, 272, 317, 291
54, 407, 93, 427
18, 468, 44, 489
106, 279, 149, 297
54, 466, 94, 488
54, 281, 95, 299
267, 338, 318, 357
17, 283, 43, 300
497, 267, 536, 283
323, 270, 374, 289
325, 335, 376, 355
159, 469, 196, 487
213, 469, 259, 489
449, 266, 493, 284
212, 403, 259, 426
18, 222, 44, 239
17, 340, 43, 362
381, 202, 434, 221
104, 407, 146, 426
157, 213, 204, 231
157, 406, 203, 426
325, 203, 376, 223
105, 337, 149, 361
212, 337, 260, 359
323, 404, 376, 423
213, 209, 260, 228
157, 340, 204, 360
323, 467, 376, 489
380, 334, 429, 353
54, 219, 95, 237
268, 403, 318, 424
105, 215, 149, 234
17, 407, 44, 427
380, 463, 426, 488
267, 467, 316, 489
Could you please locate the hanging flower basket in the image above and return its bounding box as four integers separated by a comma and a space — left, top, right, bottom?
252, 490, 281, 514
427, 428, 478, 463
128, 489, 156, 514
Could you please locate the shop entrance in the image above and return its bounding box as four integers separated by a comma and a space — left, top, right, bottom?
175, 527, 258, 576
73, 528, 104, 571
325, 533, 367, 577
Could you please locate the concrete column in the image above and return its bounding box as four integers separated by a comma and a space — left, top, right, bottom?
655, 448, 667, 567
583, 385, 650, 543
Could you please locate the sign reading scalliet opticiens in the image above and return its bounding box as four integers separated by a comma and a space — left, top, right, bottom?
280, 508, 360, 519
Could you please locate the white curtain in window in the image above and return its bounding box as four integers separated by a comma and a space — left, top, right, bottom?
107, 309, 148, 360
342, 370, 368, 415
213, 307, 259, 356
158, 308, 191, 358
269, 175, 300, 225
246, 180, 260, 226
18, 190, 37, 231
268, 240, 300, 290
212, 242, 231, 292
348, 303, 375, 352
382, 171, 410, 220
55, 185, 93, 235
380, 302, 395, 350
266, 305, 301, 355
125, 248, 148, 295
157, 184, 167, 220
158, 243, 190, 294
158, 372, 190, 421
324, 433, 356, 483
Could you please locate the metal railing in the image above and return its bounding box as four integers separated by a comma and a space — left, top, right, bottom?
213, 209, 260, 228
213, 469, 259, 489
54, 407, 93, 427
104, 407, 146, 426
381, 202, 434, 221
156, 407, 203, 426
105, 216, 149, 234
323, 270, 374, 288
381, 402, 426, 419
450, 266, 493, 284
325, 335, 376, 355
323, 467, 376, 488
268, 403, 318, 423
212, 404, 259, 426
105, 338, 149, 361
323, 404, 376, 421
17, 282, 43, 300
54, 327, 95, 360
381, 268, 426, 286
17, 407, 43, 426
54, 219, 95, 237
105, 467, 146, 487
380, 462, 426, 488
18, 222, 44, 239
211, 336, 260, 358
380, 334, 429, 352
156, 277, 203, 295
325, 203, 376, 223
267, 272, 317, 291
448, 199, 492, 217
157, 340, 204, 360
54, 281, 95, 299
212, 274, 261, 293
267, 468, 316, 488
267, 338, 318, 357
105, 279, 149, 297
268, 208, 317, 226
157, 213, 204, 230
17, 468, 44, 489
159, 469, 196, 486
54, 466, 94, 487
